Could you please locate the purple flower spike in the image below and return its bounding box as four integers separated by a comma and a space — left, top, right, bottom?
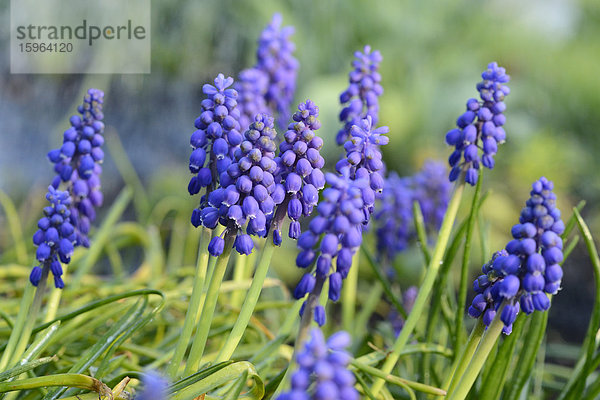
235, 68, 269, 132
337, 45, 383, 146
272, 100, 325, 242
201, 114, 279, 256
277, 328, 359, 400
374, 161, 451, 261
188, 73, 242, 224
469, 177, 564, 334
445, 62, 510, 186
256, 13, 298, 130
336, 116, 389, 217
48, 88, 105, 248
30, 186, 75, 288
293, 172, 368, 318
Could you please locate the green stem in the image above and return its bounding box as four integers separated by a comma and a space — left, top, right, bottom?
478, 313, 526, 400
0, 374, 111, 397
167, 227, 212, 378
412, 200, 431, 265
229, 252, 249, 310
455, 170, 483, 351
184, 231, 235, 375
0, 284, 36, 371
4, 269, 49, 370
351, 359, 447, 397
216, 238, 277, 362
441, 319, 485, 396
0, 190, 28, 266
342, 251, 360, 334
371, 182, 465, 396
559, 208, 600, 399
446, 305, 505, 400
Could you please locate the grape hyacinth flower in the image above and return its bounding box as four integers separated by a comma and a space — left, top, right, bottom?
412, 160, 452, 232
188, 74, 242, 226
336, 45, 383, 146
374, 173, 413, 260
256, 13, 298, 130
30, 186, 76, 289
200, 114, 279, 256
468, 177, 564, 334
374, 161, 451, 262
445, 62, 510, 186
235, 68, 269, 133
277, 329, 359, 400
47, 88, 105, 248
336, 116, 389, 218
294, 172, 368, 325
136, 371, 169, 400
272, 100, 326, 242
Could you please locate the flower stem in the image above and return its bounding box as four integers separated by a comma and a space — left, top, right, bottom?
342, 251, 360, 334
441, 319, 485, 397
184, 231, 235, 375
0, 374, 111, 397
455, 170, 483, 351
371, 182, 465, 396
216, 237, 277, 362
3, 267, 49, 371
0, 284, 36, 372
446, 305, 505, 400
229, 252, 249, 310
167, 226, 212, 378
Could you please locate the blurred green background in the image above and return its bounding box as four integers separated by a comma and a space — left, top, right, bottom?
1, 0, 599, 347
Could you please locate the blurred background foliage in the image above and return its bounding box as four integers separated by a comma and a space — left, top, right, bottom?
1, 0, 599, 349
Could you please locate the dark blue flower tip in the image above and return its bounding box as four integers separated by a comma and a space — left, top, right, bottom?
498, 275, 520, 298
314, 305, 326, 326
289, 220, 301, 239
54, 275, 65, 289
532, 292, 550, 311
520, 294, 535, 314
234, 234, 254, 255
294, 273, 316, 299
483, 308, 496, 326
29, 266, 43, 286
500, 303, 520, 327
273, 229, 283, 246
328, 272, 342, 301
208, 236, 225, 257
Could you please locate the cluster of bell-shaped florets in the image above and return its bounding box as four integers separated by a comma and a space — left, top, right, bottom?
272, 100, 326, 243
374, 172, 414, 260
374, 160, 451, 262
412, 160, 452, 232
445, 62, 510, 186
201, 114, 282, 256
294, 172, 368, 326
30, 186, 76, 289
336, 45, 383, 146
256, 13, 298, 130
47, 88, 105, 248
235, 68, 269, 133
336, 116, 388, 218
189, 74, 243, 226
277, 329, 359, 400
468, 177, 564, 334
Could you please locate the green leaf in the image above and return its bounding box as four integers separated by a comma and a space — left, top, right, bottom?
170, 361, 263, 400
